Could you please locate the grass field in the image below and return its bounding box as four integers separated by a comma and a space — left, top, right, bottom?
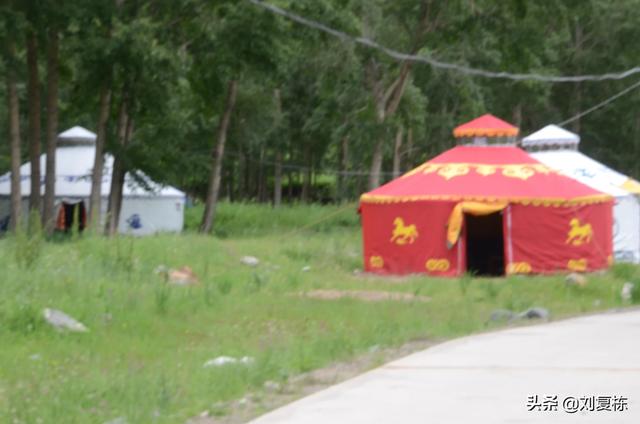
1, 203, 639, 423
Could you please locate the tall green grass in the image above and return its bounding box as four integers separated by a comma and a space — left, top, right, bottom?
0, 202, 636, 423
184, 202, 360, 237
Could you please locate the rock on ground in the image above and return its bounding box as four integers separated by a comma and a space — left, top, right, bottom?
565, 273, 587, 287
204, 356, 255, 367
154, 264, 199, 285
241, 256, 260, 267
43, 308, 88, 332
489, 309, 515, 322
621, 282, 635, 301
518, 307, 550, 320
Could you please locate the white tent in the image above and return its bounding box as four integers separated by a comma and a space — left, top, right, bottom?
524, 125, 640, 263
0, 126, 185, 235
521, 124, 580, 150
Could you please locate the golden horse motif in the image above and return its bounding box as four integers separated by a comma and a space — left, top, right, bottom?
390, 217, 418, 245
566, 218, 593, 246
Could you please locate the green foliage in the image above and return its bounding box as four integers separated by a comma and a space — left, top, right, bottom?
611, 262, 638, 281
4, 0, 640, 210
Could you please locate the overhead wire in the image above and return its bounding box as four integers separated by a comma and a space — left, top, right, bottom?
248, 0, 640, 83
240, 0, 640, 173
557, 79, 640, 126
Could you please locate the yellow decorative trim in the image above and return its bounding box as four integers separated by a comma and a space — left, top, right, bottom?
621, 178, 640, 194
567, 258, 588, 272
360, 193, 613, 207
401, 163, 556, 181
426, 259, 450, 272
506, 262, 532, 274
369, 256, 384, 269
475, 165, 497, 176
453, 128, 519, 138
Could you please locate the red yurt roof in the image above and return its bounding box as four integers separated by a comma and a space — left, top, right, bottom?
453, 114, 519, 138
361, 146, 610, 207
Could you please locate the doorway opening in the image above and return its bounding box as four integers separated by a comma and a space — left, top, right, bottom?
56, 201, 87, 233
465, 212, 505, 276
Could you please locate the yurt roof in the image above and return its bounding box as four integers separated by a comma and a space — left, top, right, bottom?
0, 127, 184, 198
532, 150, 640, 196
58, 126, 97, 143
522, 125, 579, 148
453, 114, 519, 138
361, 145, 610, 206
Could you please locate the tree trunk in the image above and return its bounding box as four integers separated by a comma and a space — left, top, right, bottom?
238, 150, 247, 200
273, 89, 283, 207
257, 145, 266, 202
572, 82, 582, 135
571, 22, 583, 135
6, 40, 22, 232
405, 127, 414, 171
368, 138, 384, 190
301, 144, 312, 203
89, 85, 112, 230
512, 103, 523, 129
392, 126, 404, 178
105, 97, 130, 236
337, 135, 349, 202
42, 27, 59, 234
274, 151, 282, 207
200, 79, 238, 233
287, 171, 293, 201
364, 1, 437, 190
26, 31, 42, 218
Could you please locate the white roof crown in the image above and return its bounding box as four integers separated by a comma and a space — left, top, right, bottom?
522, 124, 580, 148
58, 126, 97, 145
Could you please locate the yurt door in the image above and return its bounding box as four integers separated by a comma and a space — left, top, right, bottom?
465, 212, 505, 276
55, 201, 87, 233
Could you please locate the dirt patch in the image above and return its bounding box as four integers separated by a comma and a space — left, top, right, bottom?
187, 339, 438, 424
298, 289, 431, 303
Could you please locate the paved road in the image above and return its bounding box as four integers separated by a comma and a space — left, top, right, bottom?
250, 310, 640, 423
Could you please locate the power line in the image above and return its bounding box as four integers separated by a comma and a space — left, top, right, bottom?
557, 79, 640, 126
249, 0, 640, 83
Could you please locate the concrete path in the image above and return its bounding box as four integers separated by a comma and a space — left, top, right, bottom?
250, 310, 640, 423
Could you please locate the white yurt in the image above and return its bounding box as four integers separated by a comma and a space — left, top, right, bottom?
523, 124, 640, 263
0, 126, 185, 235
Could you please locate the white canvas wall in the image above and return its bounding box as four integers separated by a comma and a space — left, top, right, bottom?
118, 197, 185, 235
0, 195, 185, 235
613, 196, 640, 263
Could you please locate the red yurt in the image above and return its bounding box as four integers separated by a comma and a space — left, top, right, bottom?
360, 115, 614, 276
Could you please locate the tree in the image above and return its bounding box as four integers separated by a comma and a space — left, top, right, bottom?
25, 2, 42, 219
200, 79, 238, 232
5, 36, 22, 232
42, 21, 60, 233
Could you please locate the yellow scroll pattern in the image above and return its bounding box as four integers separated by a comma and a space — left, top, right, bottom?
506, 262, 532, 274
403, 163, 553, 181
425, 259, 450, 272
369, 256, 384, 269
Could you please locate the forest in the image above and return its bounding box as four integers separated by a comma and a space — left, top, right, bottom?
2, 0, 640, 233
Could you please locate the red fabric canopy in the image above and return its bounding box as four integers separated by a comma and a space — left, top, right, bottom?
361, 146, 608, 206
359, 145, 613, 277
453, 114, 519, 138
